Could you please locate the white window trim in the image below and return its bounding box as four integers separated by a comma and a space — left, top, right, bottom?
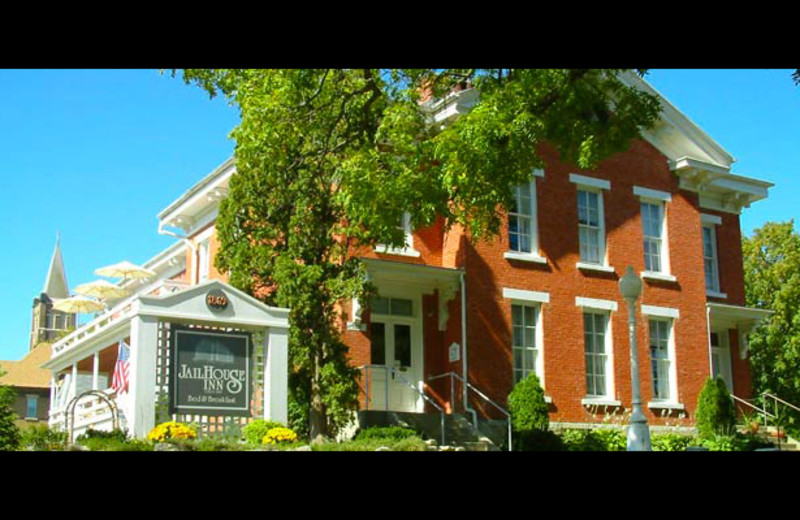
570, 173, 611, 191
375, 212, 421, 258
633, 186, 672, 202
505, 285, 549, 395
641, 305, 680, 320
505, 171, 545, 263
581, 309, 616, 401
702, 221, 723, 296
575, 296, 618, 312
510, 301, 546, 389
701, 213, 722, 226
503, 287, 550, 304
637, 190, 673, 279
572, 179, 612, 270
647, 317, 680, 406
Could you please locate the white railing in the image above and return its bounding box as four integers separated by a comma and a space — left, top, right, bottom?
51, 278, 191, 357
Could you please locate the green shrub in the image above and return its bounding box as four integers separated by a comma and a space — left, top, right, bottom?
561, 429, 607, 451
76, 428, 128, 443
19, 424, 67, 451
507, 374, 550, 450
519, 429, 565, 451
355, 426, 418, 441
242, 419, 285, 445
391, 436, 428, 451
695, 377, 736, 439
651, 433, 694, 452
592, 428, 626, 451
0, 382, 20, 451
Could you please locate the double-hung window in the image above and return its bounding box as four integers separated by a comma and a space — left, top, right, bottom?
642, 202, 664, 272
634, 186, 673, 280
511, 303, 539, 385
570, 174, 611, 271
26, 395, 38, 419
701, 215, 722, 295
583, 311, 610, 398
503, 287, 549, 389
649, 319, 672, 401
376, 212, 420, 257
642, 305, 681, 408
505, 170, 545, 263
578, 190, 603, 264
509, 183, 534, 254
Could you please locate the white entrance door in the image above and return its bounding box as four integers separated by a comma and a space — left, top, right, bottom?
368, 296, 423, 412
710, 330, 733, 392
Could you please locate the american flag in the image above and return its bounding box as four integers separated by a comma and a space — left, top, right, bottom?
111, 340, 130, 394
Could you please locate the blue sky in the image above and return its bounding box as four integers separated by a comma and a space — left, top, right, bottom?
0, 69, 797, 362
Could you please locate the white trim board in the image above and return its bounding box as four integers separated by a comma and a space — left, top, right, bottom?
502, 288, 550, 304
575, 297, 618, 312
641, 305, 680, 319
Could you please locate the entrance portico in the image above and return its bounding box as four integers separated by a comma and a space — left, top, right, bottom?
43, 280, 289, 439
352, 258, 463, 414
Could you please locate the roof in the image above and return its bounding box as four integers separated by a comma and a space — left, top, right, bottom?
0, 343, 52, 389
43, 235, 69, 299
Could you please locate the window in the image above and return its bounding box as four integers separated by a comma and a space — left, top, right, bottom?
583, 311, 610, 398
26, 395, 38, 419
376, 212, 420, 257
370, 296, 413, 317
512, 304, 539, 385
649, 319, 672, 401
198, 238, 210, 282
509, 182, 535, 254
578, 189, 604, 264
702, 224, 720, 293
641, 201, 665, 272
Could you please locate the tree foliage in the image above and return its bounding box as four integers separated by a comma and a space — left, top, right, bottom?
173, 69, 661, 440
743, 221, 800, 418
0, 365, 20, 451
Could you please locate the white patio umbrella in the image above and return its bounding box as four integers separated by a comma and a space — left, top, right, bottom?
74, 279, 130, 300
52, 296, 105, 314
95, 261, 155, 280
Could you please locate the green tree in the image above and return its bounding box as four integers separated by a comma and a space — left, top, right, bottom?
174, 69, 661, 441
0, 365, 21, 451
743, 221, 800, 425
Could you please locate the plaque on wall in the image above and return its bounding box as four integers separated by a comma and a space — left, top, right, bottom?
169, 326, 252, 417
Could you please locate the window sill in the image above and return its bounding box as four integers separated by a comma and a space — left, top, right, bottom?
504, 251, 547, 264
581, 397, 622, 407
706, 290, 728, 299
24, 417, 39, 422
374, 246, 421, 258
647, 401, 685, 411
641, 271, 677, 283
576, 262, 615, 274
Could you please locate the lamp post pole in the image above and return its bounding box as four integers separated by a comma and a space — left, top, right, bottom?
619, 266, 651, 451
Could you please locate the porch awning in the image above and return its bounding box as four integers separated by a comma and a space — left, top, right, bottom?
707, 302, 773, 359
359, 258, 463, 331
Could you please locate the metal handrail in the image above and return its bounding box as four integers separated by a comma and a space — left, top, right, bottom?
359, 364, 446, 446
731, 394, 774, 427
428, 371, 512, 451
763, 393, 800, 415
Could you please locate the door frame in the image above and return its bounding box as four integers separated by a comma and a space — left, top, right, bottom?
368, 285, 425, 413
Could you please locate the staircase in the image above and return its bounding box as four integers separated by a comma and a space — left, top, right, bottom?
357, 410, 504, 451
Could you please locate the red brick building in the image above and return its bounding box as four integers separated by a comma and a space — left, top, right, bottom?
46, 73, 771, 438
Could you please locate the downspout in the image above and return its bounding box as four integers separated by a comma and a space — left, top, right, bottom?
461, 271, 477, 426
706, 304, 713, 379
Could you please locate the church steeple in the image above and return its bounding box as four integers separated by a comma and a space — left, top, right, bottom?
30, 233, 75, 350
43, 231, 69, 299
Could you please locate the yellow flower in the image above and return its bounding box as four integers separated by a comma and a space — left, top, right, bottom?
262, 427, 297, 445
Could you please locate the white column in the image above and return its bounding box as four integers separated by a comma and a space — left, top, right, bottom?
263, 326, 289, 425
71, 363, 78, 402
92, 351, 100, 391
127, 315, 159, 438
